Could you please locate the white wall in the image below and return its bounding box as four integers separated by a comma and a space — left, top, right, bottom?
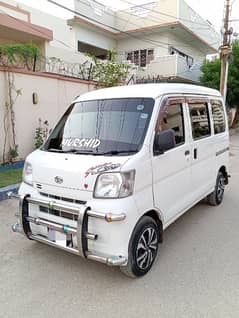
0, 2, 29, 21
75, 25, 116, 51
116, 0, 177, 31
74, 0, 116, 32
45, 45, 88, 64
0, 70, 95, 162
117, 29, 205, 82
167, 32, 205, 61
117, 33, 170, 60
117, 30, 205, 62
137, 55, 177, 78
178, 0, 220, 51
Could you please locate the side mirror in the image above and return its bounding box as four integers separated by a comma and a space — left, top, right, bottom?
153, 129, 176, 155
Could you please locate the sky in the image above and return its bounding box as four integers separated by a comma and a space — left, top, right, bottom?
15, 0, 239, 34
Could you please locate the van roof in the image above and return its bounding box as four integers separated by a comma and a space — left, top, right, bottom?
75, 83, 221, 102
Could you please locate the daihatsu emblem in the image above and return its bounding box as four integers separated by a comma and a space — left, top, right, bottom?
54, 176, 63, 184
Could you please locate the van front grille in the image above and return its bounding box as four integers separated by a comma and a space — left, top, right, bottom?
39, 206, 78, 221
38, 192, 86, 221
39, 192, 86, 205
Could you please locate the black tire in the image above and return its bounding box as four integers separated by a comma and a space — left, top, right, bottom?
120, 216, 160, 278
207, 171, 225, 206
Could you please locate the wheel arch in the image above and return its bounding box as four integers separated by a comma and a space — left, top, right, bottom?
126, 210, 163, 259
142, 210, 163, 243
219, 165, 229, 184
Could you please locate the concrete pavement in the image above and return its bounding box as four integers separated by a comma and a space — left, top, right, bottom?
0, 134, 239, 318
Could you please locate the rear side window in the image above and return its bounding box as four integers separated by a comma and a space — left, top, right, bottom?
211, 100, 226, 134
156, 103, 185, 145
189, 102, 211, 139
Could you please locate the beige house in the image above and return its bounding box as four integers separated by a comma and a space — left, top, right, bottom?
71, 0, 220, 83
0, 0, 220, 83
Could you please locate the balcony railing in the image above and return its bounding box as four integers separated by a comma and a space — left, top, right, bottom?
135, 54, 201, 83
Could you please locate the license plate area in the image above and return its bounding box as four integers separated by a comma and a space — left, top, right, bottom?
48, 229, 66, 247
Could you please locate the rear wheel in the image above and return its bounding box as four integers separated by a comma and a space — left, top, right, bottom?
207, 171, 225, 206
120, 216, 160, 278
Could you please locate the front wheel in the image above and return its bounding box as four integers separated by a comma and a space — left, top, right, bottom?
207, 171, 226, 206
120, 216, 160, 278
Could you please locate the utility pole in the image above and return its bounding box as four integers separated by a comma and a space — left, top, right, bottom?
219, 0, 232, 102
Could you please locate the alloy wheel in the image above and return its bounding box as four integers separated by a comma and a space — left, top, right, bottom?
136, 227, 158, 270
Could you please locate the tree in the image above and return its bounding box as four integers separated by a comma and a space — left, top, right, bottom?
87, 50, 131, 88
200, 39, 239, 108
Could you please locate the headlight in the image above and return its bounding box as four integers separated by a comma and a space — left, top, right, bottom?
23, 162, 33, 186
94, 170, 135, 199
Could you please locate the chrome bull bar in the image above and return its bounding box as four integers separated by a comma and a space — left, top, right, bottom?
8, 192, 127, 266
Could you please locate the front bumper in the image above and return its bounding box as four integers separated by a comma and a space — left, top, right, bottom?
8, 192, 127, 266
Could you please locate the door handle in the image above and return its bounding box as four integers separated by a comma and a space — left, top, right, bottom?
184, 150, 190, 156
194, 148, 197, 159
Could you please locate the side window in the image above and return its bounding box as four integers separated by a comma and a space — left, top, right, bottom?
189, 102, 211, 139
211, 100, 226, 134
157, 103, 185, 145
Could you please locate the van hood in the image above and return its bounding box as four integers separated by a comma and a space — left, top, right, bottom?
28, 150, 130, 192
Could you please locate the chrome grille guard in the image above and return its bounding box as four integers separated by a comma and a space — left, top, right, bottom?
8, 192, 127, 266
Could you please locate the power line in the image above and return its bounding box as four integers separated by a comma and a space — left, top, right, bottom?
81, 0, 219, 50
82, 0, 210, 49
47, 0, 173, 50
0, 3, 216, 83
1, 0, 218, 56
88, 0, 167, 24
48, 0, 218, 53
0, 10, 81, 52
88, 0, 217, 46
0, 9, 159, 56
0, 7, 205, 82
91, 0, 215, 33
117, 0, 217, 28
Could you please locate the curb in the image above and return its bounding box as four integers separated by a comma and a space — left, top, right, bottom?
0, 183, 20, 201
0, 160, 24, 172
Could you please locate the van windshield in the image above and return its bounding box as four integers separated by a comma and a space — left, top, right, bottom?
44, 98, 154, 155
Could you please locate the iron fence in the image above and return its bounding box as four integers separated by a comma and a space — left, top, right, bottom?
0, 55, 96, 81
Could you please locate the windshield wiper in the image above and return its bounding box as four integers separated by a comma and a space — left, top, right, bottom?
47, 148, 65, 153
70, 149, 95, 155
98, 150, 138, 156
47, 148, 137, 156
47, 148, 94, 154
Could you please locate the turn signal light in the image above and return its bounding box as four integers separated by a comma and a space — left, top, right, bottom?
105, 213, 113, 222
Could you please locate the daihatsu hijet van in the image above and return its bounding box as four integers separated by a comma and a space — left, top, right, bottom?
10, 83, 229, 277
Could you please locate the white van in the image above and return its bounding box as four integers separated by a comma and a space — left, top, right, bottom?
10, 83, 229, 277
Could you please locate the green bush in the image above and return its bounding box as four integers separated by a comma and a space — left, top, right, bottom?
0, 43, 41, 70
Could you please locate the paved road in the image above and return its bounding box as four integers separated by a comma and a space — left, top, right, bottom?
1, 134, 239, 318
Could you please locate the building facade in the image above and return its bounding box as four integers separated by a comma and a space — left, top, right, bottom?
0, 0, 220, 83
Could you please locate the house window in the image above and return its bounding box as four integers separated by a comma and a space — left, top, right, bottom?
134, 50, 139, 65
147, 49, 154, 64
140, 49, 146, 67
126, 49, 154, 66
169, 47, 193, 68
78, 41, 107, 60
